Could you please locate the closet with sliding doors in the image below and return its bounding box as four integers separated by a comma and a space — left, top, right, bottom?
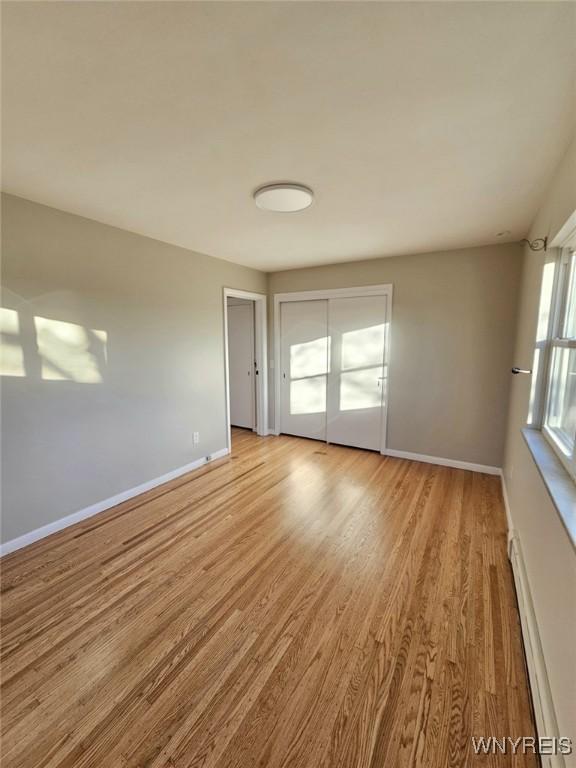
276, 286, 392, 452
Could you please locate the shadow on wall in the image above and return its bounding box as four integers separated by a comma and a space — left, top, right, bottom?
1, 303, 107, 384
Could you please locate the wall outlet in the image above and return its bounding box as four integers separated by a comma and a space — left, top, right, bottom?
193, 432, 200, 445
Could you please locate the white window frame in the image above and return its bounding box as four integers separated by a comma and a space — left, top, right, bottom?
531, 217, 576, 481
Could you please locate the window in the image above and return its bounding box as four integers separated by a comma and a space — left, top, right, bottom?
531, 245, 576, 479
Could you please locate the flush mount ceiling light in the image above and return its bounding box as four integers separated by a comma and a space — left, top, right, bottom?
254, 183, 314, 212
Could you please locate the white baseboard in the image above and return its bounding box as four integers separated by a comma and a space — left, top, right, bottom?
266, 434, 501, 474
0, 447, 229, 558
384, 448, 501, 476
502, 476, 564, 768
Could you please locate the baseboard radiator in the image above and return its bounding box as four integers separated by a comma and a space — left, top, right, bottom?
508, 530, 566, 768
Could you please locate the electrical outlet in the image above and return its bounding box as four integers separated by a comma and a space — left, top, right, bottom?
193, 432, 200, 445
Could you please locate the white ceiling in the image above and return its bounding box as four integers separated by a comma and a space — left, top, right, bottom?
2, 1, 575, 271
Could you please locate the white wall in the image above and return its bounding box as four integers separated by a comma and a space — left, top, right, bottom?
503, 134, 576, 759
1, 194, 266, 544
269, 243, 522, 468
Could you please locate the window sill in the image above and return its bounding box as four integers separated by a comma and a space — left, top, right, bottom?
522, 428, 576, 550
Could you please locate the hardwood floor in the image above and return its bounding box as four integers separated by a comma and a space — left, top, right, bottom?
1, 429, 536, 767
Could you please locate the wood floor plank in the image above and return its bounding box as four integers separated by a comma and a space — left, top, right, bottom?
0, 430, 537, 767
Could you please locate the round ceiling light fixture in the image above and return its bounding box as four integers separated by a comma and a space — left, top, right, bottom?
254, 183, 314, 212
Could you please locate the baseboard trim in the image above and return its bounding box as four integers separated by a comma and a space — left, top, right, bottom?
503, 477, 564, 768
0, 448, 230, 558
509, 533, 564, 768
385, 448, 501, 476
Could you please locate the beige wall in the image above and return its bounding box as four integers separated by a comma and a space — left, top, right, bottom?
1, 194, 266, 544
503, 135, 576, 752
269, 243, 522, 467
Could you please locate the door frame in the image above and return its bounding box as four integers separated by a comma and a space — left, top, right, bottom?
223, 288, 268, 452
273, 284, 393, 454
227, 301, 256, 431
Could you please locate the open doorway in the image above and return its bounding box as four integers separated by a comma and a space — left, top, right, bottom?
223, 288, 268, 453
227, 297, 255, 430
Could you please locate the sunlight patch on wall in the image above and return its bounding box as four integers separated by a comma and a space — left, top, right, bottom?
339, 324, 386, 411
340, 367, 383, 412
289, 336, 329, 415
0, 307, 25, 377
341, 324, 385, 370
34, 316, 107, 383
290, 336, 329, 379
290, 375, 327, 415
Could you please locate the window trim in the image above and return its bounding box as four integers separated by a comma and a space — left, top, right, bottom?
527, 253, 561, 428
530, 225, 576, 482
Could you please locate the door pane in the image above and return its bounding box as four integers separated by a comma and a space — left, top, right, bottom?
339, 366, 383, 411
341, 324, 385, 370
290, 336, 329, 378
280, 300, 329, 441
290, 375, 327, 415
326, 295, 387, 451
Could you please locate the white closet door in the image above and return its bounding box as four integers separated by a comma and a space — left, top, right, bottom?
280, 300, 329, 441
228, 303, 255, 429
326, 295, 387, 451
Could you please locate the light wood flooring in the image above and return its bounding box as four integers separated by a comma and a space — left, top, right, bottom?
1, 428, 536, 767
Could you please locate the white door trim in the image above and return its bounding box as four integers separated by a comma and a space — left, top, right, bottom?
273, 284, 393, 453
223, 288, 268, 451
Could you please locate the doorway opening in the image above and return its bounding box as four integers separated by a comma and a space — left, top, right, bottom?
223, 288, 268, 453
